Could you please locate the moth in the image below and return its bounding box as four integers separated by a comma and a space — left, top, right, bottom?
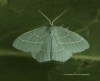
13, 10, 90, 62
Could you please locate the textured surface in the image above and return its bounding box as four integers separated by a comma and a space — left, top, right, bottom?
0, 0, 100, 81
13, 26, 89, 62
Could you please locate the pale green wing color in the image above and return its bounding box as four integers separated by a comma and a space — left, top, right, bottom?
31, 33, 52, 62
13, 26, 73, 62
53, 26, 90, 53
51, 35, 73, 62
13, 27, 48, 54
32, 33, 73, 62
13, 26, 89, 62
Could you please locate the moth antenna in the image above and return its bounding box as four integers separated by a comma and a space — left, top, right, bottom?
52, 10, 67, 25
38, 9, 52, 25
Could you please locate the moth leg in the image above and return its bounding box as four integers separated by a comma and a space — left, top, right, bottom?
61, 24, 64, 27
66, 27, 69, 30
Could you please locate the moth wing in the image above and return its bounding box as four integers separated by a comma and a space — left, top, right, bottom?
33, 34, 72, 62
51, 36, 73, 62
13, 27, 47, 54
54, 27, 90, 53
31, 34, 52, 62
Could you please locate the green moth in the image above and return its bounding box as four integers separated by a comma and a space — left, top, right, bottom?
12, 10, 90, 62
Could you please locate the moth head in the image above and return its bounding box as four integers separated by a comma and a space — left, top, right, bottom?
38, 9, 67, 26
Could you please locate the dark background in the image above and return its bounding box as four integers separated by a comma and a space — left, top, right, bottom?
0, 0, 100, 81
